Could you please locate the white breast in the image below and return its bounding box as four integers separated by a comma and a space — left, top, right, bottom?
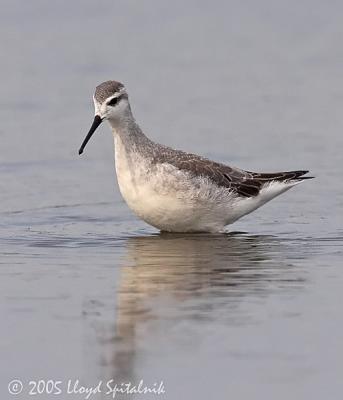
114, 136, 180, 228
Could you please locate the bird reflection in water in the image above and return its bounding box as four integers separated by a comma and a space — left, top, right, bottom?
97, 233, 304, 396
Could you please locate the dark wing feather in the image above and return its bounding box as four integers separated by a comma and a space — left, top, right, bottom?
249, 170, 312, 181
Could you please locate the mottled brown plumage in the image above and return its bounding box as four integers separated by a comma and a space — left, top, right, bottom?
149, 144, 312, 198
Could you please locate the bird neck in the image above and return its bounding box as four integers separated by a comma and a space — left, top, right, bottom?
109, 110, 151, 150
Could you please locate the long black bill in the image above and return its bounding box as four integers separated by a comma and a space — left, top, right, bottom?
78, 115, 103, 155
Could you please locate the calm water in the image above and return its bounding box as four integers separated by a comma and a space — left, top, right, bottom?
1, 1, 343, 399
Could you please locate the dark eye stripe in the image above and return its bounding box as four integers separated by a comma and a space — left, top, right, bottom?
107, 95, 122, 106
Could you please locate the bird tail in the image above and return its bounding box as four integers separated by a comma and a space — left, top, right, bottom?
251, 170, 314, 183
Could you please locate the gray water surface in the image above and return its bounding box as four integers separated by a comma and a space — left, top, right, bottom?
1, 1, 343, 399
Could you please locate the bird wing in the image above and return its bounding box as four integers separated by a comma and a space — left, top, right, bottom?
154, 147, 312, 198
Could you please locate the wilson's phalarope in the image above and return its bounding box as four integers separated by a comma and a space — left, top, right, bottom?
79, 80, 313, 233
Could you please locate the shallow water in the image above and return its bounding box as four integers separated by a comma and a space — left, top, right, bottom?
1, 1, 343, 399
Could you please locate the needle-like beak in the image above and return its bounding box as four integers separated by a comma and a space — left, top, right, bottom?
78, 115, 103, 155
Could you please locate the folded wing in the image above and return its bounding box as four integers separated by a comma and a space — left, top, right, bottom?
157, 148, 313, 198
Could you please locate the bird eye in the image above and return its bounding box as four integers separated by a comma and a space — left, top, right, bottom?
107, 96, 120, 106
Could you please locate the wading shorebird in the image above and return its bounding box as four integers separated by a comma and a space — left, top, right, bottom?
79, 80, 312, 233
